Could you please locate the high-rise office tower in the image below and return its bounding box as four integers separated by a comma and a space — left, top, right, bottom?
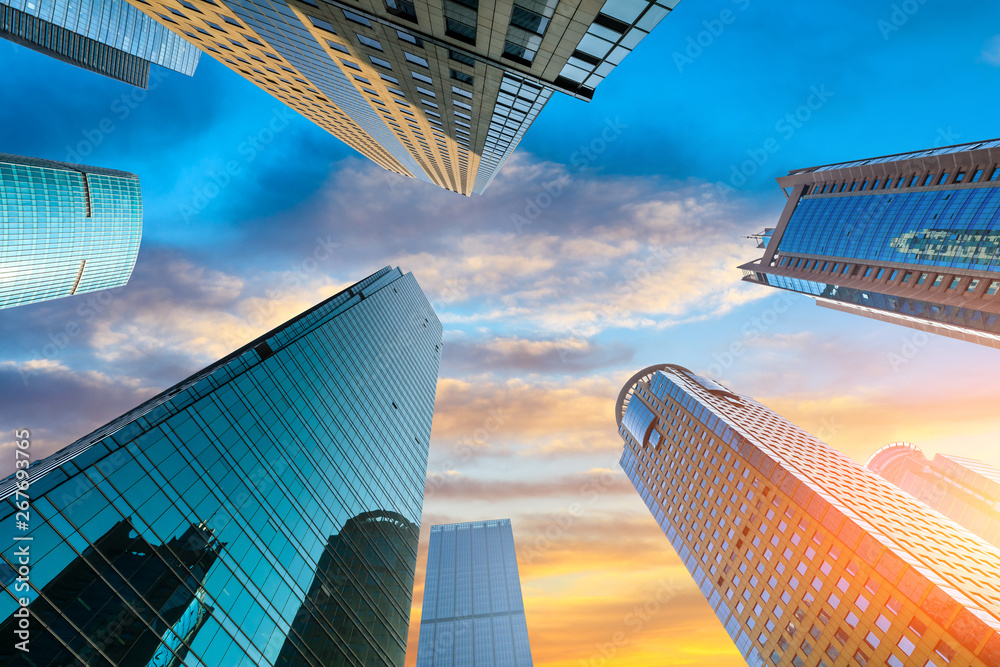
0, 153, 143, 310
616, 363, 1000, 667
416, 518, 533, 665
1, 0, 199, 86
0, 266, 442, 665
121, 0, 680, 195
868, 442, 1000, 550
739, 139, 1000, 349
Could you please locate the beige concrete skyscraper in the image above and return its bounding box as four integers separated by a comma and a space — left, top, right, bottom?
121, 0, 679, 194
616, 363, 1000, 666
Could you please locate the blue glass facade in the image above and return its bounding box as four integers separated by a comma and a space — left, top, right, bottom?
779, 188, 1000, 271
1, 0, 199, 85
740, 139, 1000, 347
0, 266, 443, 665
416, 519, 533, 666
0, 153, 142, 311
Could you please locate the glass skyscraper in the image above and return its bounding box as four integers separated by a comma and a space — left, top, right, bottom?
739, 139, 1000, 348
120, 0, 679, 194
616, 363, 1000, 667
0, 265, 442, 665
1, 0, 200, 86
0, 153, 143, 311
416, 519, 533, 665
867, 443, 1000, 550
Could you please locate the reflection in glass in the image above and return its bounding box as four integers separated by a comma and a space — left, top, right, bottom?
277, 511, 419, 666
0, 520, 222, 666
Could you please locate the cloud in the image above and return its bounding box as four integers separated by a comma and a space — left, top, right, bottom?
428, 375, 624, 461
440, 335, 635, 374
383, 177, 772, 336
201, 153, 775, 339
0, 360, 155, 475
982, 36, 1000, 66
424, 469, 634, 503
58, 244, 356, 367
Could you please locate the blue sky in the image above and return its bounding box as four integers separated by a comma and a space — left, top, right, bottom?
3, 1, 1000, 664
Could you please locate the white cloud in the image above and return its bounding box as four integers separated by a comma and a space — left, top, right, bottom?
983, 36, 1000, 66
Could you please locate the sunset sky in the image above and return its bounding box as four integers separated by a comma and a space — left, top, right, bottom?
3, 0, 1000, 664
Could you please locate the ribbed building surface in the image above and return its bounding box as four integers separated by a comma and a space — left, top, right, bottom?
1, 0, 199, 86
0, 152, 142, 310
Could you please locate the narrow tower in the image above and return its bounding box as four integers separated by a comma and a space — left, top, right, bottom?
0, 153, 143, 310
416, 518, 534, 665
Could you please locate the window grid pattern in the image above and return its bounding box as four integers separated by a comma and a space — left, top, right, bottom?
472, 73, 550, 195
557, 0, 677, 96
499, 0, 556, 65
310, 7, 478, 192
779, 188, 1000, 271
2, 0, 199, 76
415, 519, 533, 666
616, 365, 1000, 667
0, 154, 141, 310
754, 273, 1000, 341
230, 1, 424, 179
0, 267, 443, 667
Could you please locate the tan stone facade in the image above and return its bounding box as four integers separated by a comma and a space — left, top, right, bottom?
124, 0, 679, 194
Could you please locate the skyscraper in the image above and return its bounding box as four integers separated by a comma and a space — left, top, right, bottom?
120, 0, 680, 194
0, 153, 143, 310
416, 519, 533, 665
867, 443, 1000, 550
0, 266, 442, 665
738, 139, 1000, 348
616, 363, 1000, 667
1, 0, 200, 87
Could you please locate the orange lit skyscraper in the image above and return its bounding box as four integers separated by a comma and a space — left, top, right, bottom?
867, 443, 1000, 551
616, 364, 1000, 666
